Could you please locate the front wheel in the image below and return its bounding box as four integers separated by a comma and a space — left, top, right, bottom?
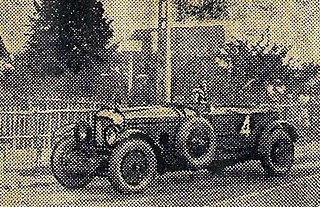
51, 138, 95, 189
259, 129, 295, 176
108, 139, 157, 194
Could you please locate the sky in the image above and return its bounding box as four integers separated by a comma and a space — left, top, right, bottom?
1, 0, 320, 65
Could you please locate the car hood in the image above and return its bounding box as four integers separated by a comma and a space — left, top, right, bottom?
97, 105, 180, 123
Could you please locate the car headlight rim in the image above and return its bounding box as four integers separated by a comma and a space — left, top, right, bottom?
105, 127, 119, 146
76, 122, 92, 142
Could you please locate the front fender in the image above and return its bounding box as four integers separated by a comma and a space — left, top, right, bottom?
257, 120, 298, 159
115, 129, 145, 145
263, 121, 298, 141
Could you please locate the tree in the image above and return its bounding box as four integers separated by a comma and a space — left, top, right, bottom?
0, 35, 12, 72
0, 35, 10, 62
213, 38, 295, 106
0, 35, 15, 92
25, 0, 113, 76
174, 0, 228, 21
297, 62, 320, 95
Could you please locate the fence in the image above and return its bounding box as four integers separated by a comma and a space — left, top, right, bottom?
0, 98, 107, 171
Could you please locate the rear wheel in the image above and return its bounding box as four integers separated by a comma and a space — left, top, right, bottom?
207, 164, 226, 175
108, 139, 157, 194
51, 138, 95, 189
259, 129, 295, 176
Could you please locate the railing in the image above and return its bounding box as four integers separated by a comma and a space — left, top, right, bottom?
0, 99, 107, 171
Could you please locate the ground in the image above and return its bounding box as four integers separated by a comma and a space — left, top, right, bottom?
1, 138, 320, 207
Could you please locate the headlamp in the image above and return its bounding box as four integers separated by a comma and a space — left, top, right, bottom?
106, 127, 118, 146
76, 121, 91, 142
79, 128, 87, 141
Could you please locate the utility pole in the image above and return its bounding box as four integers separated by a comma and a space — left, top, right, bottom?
157, 0, 173, 103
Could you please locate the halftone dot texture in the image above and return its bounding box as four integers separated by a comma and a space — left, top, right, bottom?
0, 0, 319, 206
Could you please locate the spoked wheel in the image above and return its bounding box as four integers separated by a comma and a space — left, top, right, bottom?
120, 150, 150, 186
51, 138, 95, 189
108, 139, 157, 194
177, 117, 216, 169
260, 129, 295, 176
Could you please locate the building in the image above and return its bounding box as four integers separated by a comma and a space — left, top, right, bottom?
116, 0, 225, 105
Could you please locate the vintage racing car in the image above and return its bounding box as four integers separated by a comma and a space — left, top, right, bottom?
51, 102, 298, 194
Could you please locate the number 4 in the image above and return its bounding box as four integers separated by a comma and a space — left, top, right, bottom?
241, 115, 251, 137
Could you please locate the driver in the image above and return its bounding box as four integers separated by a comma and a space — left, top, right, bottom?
191, 80, 208, 103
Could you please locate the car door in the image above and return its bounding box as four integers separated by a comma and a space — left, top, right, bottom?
208, 107, 255, 151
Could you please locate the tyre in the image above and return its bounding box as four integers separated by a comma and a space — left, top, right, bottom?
259, 129, 295, 176
108, 139, 157, 194
207, 163, 225, 176
177, 117, 216, 169
51, 137, 95, 189
207, 160, 235, 176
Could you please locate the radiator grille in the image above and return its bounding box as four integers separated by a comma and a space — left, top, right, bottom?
95, 118, 112, 146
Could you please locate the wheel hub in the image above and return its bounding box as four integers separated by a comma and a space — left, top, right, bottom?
187, 129, 211, 159
270, 139, 294, 170
120, 150, 149, 186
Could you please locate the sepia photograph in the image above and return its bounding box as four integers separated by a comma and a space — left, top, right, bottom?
0, 0, 319, 206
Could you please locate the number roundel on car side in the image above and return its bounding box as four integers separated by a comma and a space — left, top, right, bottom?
176, 117, 217, 169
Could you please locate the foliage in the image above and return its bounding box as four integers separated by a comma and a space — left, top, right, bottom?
298, 62, 320, 94
299, 62, 319, 82
0, 35, 12, 74
174, 0, 228, 21
25, 0, 113, 76
0, 35, 15, 92
215, 38, 293, 88
0, 35, 10, 61
213, 38, 295, 105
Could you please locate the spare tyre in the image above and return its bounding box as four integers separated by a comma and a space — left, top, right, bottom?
176, 117, 217, 169
51, 137, 95, 189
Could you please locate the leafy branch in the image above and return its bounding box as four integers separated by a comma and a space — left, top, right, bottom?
174, 0, 228, 21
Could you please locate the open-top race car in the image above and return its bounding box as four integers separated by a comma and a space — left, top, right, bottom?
51, 102, 298, 194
